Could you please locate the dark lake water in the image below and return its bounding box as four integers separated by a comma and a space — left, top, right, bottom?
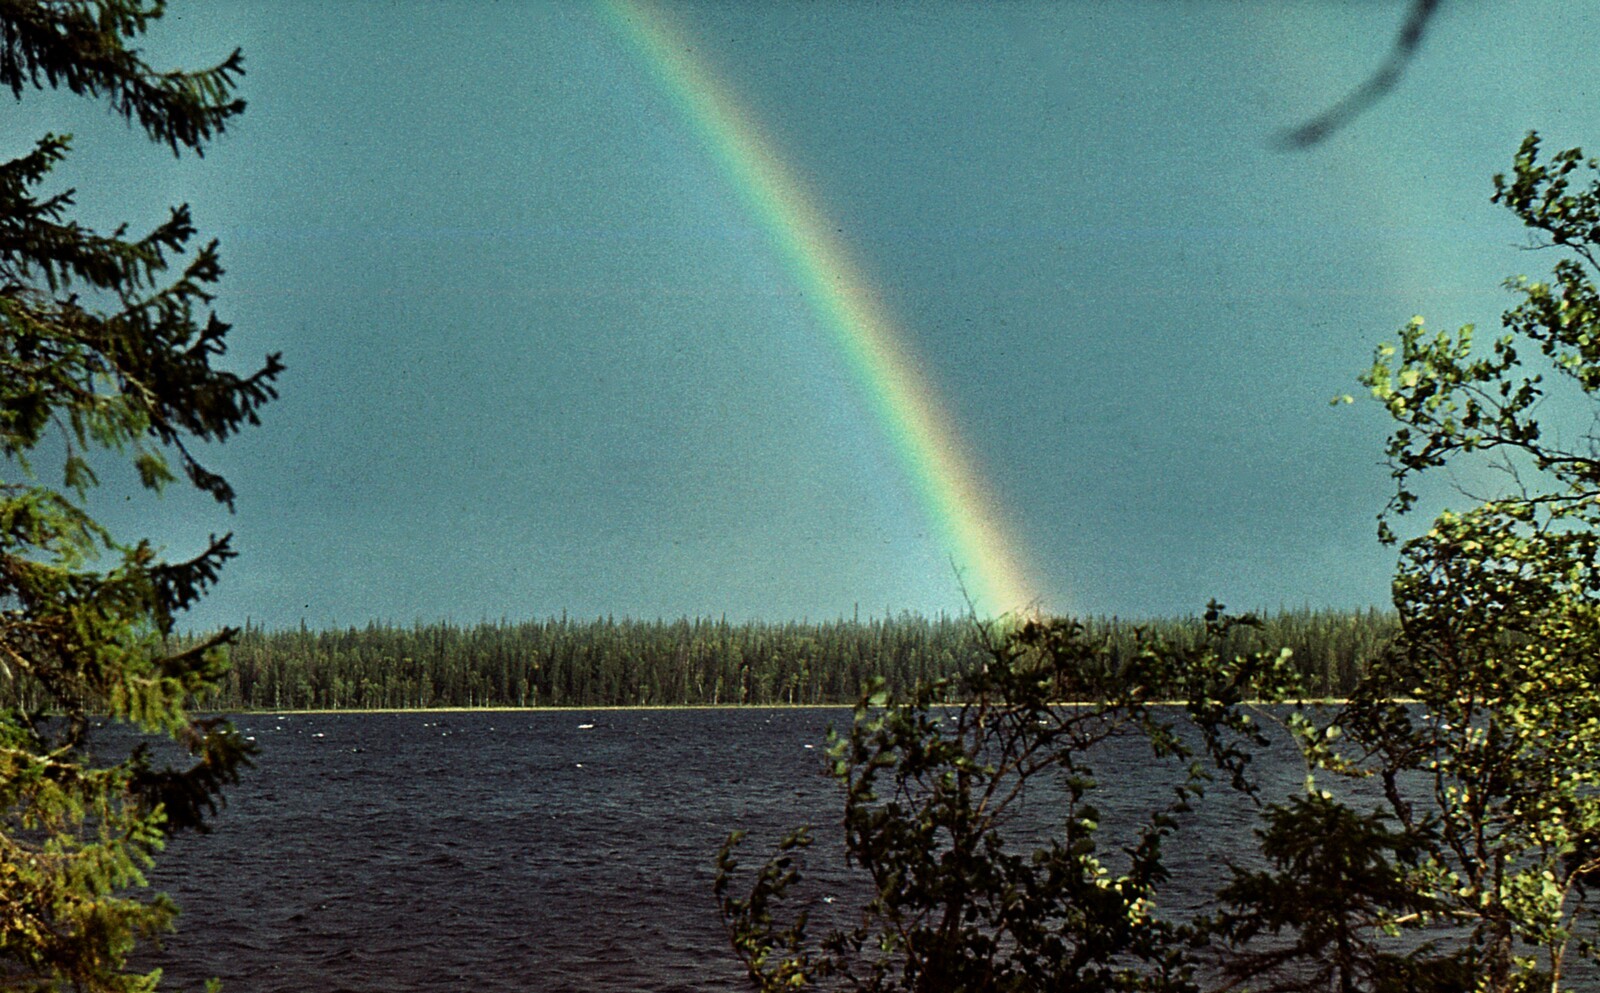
137, 708, 1297, 992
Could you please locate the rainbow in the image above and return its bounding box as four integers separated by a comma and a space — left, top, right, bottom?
599, 0, 1037, 617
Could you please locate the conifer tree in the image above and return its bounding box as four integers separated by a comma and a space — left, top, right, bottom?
0, 2, 277, 989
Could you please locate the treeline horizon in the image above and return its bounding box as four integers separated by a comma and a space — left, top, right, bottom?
125, 606, 1401, 712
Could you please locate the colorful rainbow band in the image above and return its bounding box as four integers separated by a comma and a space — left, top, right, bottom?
600, 0, 1036, 617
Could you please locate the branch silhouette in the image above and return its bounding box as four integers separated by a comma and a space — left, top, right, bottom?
1280, 0, 1442, 149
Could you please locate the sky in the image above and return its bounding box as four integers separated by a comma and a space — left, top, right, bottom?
9, 0, 1600, 630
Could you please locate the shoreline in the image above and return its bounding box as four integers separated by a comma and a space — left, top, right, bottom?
233, 702, 859, 716
214, 698, 1359, 717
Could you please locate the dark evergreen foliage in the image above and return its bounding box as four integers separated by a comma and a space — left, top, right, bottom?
101, 608, 1398, 713
0, 0, 244, 154
205, 613, 990, 711
0, 2, 274, 989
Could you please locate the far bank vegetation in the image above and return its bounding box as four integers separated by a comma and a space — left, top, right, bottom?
2, 608, 1396, 712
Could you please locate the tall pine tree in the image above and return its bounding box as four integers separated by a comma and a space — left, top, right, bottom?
0, 2, 278, 989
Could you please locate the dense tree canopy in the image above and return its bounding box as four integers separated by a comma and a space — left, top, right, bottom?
0, 2, 275, 989
59, 609, 1383, 713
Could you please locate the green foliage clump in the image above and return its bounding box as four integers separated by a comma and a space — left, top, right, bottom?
0, 2, 275, 989
718, 606, 1300, 992
1297, 130, 1600, 991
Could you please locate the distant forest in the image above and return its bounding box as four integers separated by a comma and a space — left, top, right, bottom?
134, 607, 1397, 711
0, 609, 1399, 713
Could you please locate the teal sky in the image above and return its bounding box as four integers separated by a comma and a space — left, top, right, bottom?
10, 1, 1600, 629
